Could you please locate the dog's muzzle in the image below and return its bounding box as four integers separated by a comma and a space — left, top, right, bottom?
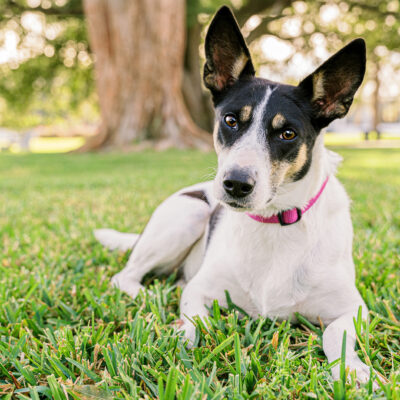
223, 169, 255, 199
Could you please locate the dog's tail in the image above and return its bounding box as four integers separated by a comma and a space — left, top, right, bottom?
94, 229, 139, 251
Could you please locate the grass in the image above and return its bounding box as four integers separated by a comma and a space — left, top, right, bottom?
0, 148, 399, 399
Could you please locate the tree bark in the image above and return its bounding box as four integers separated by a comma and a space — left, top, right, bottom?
372, 60, 381, 140
81, 0, 211, 151
182, 20, 214, 132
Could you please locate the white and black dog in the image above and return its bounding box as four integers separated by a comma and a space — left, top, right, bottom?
95, 6, 379, 386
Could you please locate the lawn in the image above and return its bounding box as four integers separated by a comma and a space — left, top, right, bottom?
0, 148, 399, 399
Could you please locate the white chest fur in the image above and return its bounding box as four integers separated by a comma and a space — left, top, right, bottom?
202, 142, 356, 323
207, 204, 323, 319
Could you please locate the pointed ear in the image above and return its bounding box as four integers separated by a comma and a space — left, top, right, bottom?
203, 6, 255, 97
298, 39, 366, 128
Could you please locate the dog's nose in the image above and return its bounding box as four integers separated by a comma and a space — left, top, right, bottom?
223, 170, 255, 198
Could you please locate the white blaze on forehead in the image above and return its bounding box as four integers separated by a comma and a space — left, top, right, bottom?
252, 85, 275, 143
231, 85, 275, 151
214, 86, 277, 209
222, 86, 275, 171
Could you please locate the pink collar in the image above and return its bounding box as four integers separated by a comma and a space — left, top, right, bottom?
246, 176, 329, 226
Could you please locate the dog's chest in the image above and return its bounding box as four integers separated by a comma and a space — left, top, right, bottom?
216, 214, 320, 319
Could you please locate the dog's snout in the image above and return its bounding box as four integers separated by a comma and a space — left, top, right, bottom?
223, 170, 255, 198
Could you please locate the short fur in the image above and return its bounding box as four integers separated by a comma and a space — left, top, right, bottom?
95, 6, 380, 387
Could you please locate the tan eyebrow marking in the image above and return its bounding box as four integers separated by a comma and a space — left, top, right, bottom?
271, 113, 286, 129
240, 105, 252, 122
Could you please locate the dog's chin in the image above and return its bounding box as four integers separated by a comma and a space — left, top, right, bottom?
224, 200, 249, 211
219, 195, 275, 213
214, 185, 274, 213
218, 197, 255, 212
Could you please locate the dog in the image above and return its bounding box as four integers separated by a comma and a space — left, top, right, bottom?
95, 6, 379, 387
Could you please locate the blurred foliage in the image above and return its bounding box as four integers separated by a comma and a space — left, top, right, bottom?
0, 0, 96, 129
1, 0, 400, 130
244, 1, 400, 76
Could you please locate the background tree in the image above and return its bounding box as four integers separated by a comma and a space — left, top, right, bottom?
247, 0, 400, 138
1, 0, 400, 147
81, 0, 213, 150
183, 0, 294, 132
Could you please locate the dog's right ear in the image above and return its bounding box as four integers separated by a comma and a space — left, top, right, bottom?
298, 39, 366, 128
204, 6, 255, 98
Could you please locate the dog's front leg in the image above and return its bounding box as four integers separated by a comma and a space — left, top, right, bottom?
111, 193, 211, 299
177, 268, 237, 347
323, 305, 379, 388
178, 282, 212, 347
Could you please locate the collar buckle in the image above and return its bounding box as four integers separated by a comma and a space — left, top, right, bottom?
277, 207, 302, 226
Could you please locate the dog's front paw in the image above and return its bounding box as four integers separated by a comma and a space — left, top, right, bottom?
176, 319, 196, 348
111, 272, 144, 299
331, 357, 380, 390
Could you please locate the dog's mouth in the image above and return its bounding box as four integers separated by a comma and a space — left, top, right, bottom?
223, 195, 275, 213
227, 201, 245, 209
222, 198, 254, 211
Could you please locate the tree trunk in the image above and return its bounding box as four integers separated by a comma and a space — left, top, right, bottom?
182, 20, 214, 132
81, 0, 211, 151
372, 60, 381, 140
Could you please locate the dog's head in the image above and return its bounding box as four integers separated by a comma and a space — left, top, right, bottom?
204, 6, 366, 212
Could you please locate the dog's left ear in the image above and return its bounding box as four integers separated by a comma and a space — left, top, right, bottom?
298, 39, 366, 128
204, 6, 255, 97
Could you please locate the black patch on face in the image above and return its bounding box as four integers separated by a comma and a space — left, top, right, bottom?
264, 85, 318, 181
207, 204, 223, 246
204, 8, 365, 185
291, 154, 313, 181
214, 78, 319, 181
181, 190, 210, 205
211, 44, 365, 183
215, 78, 277, 148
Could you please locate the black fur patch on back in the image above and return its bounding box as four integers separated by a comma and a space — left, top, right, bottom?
207, 204, 223, 246
181, 190, 210, 205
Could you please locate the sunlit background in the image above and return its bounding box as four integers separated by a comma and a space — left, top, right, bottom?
1, 0, 400, 152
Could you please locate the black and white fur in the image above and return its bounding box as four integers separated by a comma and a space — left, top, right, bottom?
95, 7, 379, 386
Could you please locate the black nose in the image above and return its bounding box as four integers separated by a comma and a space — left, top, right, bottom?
223, 170, 255, 198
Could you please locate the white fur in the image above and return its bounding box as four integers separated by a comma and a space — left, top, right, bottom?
94, 229, 139, 251
214, 87, 275, 210
95, 133, 379, 388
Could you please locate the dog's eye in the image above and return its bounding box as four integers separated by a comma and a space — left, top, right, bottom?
280, 129, 297, 141
224, 114, 238, 129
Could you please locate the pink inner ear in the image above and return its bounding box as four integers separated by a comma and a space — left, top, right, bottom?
212, 46, 235, 90
215, 75, 227, 91
319, 78, 353, 116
